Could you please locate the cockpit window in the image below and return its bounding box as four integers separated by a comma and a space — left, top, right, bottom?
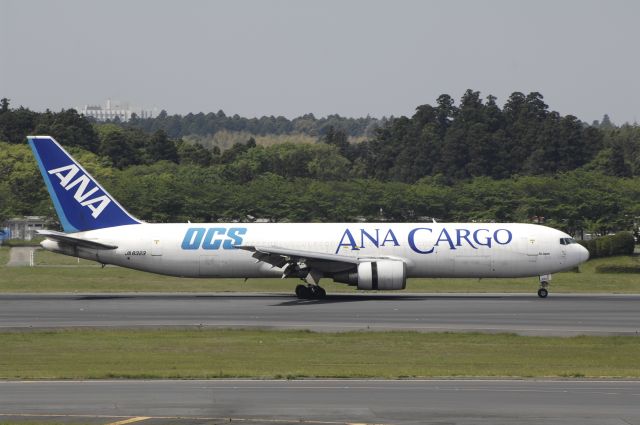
560, 238, 578, 245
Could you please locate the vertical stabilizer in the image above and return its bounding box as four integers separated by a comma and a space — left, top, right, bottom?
28, 136, 141, 232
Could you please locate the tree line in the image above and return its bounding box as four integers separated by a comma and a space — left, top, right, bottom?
0, 93, 639, 238
2, 91, 639, 181
125, 109, 383, 139
1, 140, 638, 237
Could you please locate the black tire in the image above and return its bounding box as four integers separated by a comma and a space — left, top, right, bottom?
317, 286, 327, 298
296, 285, 313, 299
301, 286, 313, 299
309, 285, 319, 298
310, 285, 327, 299
537, 288, 548, 298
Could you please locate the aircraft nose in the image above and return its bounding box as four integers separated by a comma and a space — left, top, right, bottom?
578, 244, 590, 263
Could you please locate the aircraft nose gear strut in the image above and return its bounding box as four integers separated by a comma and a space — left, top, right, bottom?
538, 275, 551, 298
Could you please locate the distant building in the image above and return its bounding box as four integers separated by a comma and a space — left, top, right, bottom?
4, 216, 52, 240
77, 99, 158, 122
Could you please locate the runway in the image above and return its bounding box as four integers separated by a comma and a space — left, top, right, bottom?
3, 296, 639, 424
1, 293, 640, 335
1, 379, 639, 425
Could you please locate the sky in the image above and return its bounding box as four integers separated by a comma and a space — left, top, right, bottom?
1, 0, 639, 124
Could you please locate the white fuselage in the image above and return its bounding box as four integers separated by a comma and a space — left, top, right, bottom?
42, 222, 589, 279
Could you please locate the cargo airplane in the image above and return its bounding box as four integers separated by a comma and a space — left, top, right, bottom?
29, 136, 589, 298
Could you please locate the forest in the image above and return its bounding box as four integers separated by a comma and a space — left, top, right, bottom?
0, 91, 639, 238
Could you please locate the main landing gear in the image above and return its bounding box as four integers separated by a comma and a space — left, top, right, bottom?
295, 284, 326, 299
537, 275, 551, 298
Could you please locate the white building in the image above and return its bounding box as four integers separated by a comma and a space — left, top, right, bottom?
4, 216, 51, 240
77, 99, 158, 122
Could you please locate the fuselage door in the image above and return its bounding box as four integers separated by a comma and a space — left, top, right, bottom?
525, 236, 537, 262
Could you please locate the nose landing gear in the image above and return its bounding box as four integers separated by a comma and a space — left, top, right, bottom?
538, 275, 551, 298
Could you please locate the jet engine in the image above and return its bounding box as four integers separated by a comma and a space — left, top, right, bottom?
333, 260, 406, 290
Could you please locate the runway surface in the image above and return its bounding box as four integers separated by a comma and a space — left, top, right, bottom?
1, 293, 640, 335
1, 379, 639, 425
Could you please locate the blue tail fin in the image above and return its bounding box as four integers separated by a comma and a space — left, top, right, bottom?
28, 136, 141, 232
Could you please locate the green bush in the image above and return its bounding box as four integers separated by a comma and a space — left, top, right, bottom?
598, 237, 613, 257
595, 264, 640, 273
578, 238, 595, 256
578, 232, 635, 259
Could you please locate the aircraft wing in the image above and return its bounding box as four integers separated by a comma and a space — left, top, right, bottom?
37, 229, 118, 250
237, 245, 359, 273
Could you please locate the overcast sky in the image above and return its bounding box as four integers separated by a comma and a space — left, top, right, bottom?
1, 0, 639, 124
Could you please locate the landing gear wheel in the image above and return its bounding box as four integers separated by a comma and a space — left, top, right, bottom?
310, 286, 320, 298
295, 284, 326, 299
295, 284, 311, 299
313, 286, 327, 298
537, 278, 550, 298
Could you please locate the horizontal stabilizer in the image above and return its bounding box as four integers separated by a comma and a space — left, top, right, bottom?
38, 229, 118, 250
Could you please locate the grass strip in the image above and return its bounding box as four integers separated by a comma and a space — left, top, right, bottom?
34, 250, 95, 266
2, 254, 640, 293
0, 247, 8, 266
1, 329, 639, 379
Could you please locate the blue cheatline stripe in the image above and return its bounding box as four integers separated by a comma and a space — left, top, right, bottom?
28, 138, 78, 233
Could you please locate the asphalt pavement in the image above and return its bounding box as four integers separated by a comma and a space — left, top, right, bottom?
1, 379, 639, 425
2, 293, 640, 424
1, 292, 639, 335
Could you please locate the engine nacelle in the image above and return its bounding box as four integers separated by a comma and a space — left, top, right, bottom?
333, 260, 406, 290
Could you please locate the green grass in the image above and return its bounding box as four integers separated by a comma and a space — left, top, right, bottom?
2, 238, 44, 247
1, 329, 639, 379
0, 247, 9, 266
1, 250, 639, 293
593, 254, 640, 273
34, 250, 97, 266
0, 265, 349, 293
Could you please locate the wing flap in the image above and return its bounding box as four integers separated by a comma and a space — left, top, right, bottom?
238, 245, 360, 264
236, 245, 361, 274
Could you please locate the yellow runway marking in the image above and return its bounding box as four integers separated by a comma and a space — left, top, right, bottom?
104, 417, 150, 425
